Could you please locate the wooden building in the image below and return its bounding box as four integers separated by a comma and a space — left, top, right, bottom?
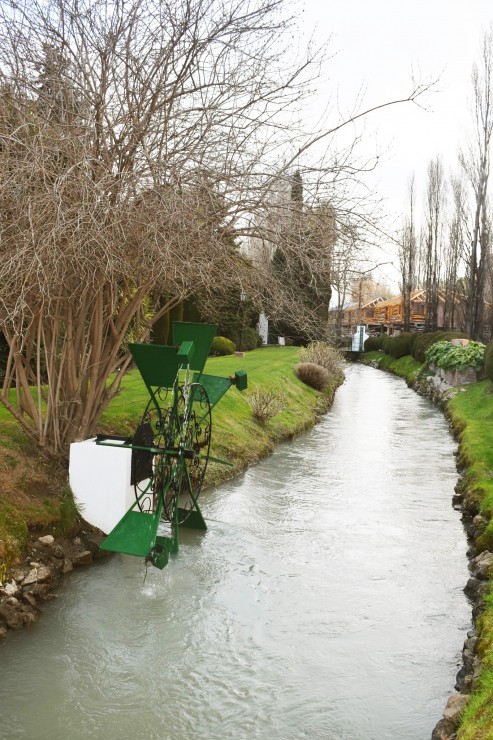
336, 289, 466, 335
337, 296, 388, 335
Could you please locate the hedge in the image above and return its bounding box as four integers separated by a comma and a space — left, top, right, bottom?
411, 331, 469, 363
382, 332, 414, 359
210, 336, 236, 356
364, 335, 385, 352
484, 340, 493, 382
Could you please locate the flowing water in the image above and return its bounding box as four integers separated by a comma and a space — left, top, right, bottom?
0, 364, 470, 739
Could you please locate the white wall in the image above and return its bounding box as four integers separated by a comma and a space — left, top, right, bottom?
69, 438, 139, 535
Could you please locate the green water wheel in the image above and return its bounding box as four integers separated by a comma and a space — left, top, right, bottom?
131, 389, 174, 514
162, 381, 212, 524
97, 321, 247, 569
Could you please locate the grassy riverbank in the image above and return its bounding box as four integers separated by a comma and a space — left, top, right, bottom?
361, 350, 493, 739
0, 347, 341, 574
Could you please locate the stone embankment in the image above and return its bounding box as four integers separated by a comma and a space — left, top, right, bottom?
0, 532, 110, 638
409, 373, 485, 739
363, 360, 486, 738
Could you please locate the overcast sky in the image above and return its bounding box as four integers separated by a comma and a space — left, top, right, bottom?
299, 0, 493, 290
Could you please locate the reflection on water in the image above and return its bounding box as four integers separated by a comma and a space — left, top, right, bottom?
0, 365, 469, 739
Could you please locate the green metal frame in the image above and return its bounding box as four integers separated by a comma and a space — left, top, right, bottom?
96, 321, 247, 569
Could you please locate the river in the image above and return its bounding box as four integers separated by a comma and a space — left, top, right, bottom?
0, 364, 470, 739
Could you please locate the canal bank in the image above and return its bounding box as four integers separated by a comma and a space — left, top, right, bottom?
361, 350, 493, 740
0, 347, 343, 638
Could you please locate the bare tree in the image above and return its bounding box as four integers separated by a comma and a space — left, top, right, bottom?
0, 0, 319, 454
423, 156, 446, 331
399, 174, 417, 331
460, 25, 493, 340
0, 0, 434, 456
443, 176, 469, 329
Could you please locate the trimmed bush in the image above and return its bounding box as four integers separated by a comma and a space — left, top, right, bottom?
484, 340, 493, 382
237, 327, 263, 351
408, 331, 421, 357
381, 334, 391, 354
295, 362, 329, 391
298, 341, 344, 376
364, 335, 385, 352
382, 332, 414, 359
412, 331, 469, 363
210, 336, 236, 356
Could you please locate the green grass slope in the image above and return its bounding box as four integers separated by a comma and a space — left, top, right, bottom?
0, 347, 341, 571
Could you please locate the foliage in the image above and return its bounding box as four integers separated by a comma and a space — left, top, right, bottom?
298, 341, 345, 376
446, 380, 493, 737
210, 336, 236, 356
364, 335, 385, 352
295, 362, 330, 391
269, 179, 334, 344
424, 340, 485, 371
56, 487, 81, 535
246, 389, 286, 424
236, 327, 263, 352
484, 340, 493, 382
381, 332, 414, 359
411, 331, 469, 362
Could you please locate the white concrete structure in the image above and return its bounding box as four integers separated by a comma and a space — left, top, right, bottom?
352, 325, 369, 352
257, 312, 269, 344
69, 438, 137, 535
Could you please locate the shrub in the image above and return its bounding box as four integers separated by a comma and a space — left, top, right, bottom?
412, 332, 437, 362
381, 334, 392, 354
238, 327, 263, 351
381, 332, 414, 359
246, 389, 285, 424
410, 331, 468, 362
484, 340, 493, 382
210, 336, 235, 356
295, 362, 329, 391
298, 341, 344, 376
364, 335, 385, 352
424, 340, 453, 368
408, 331, 421, 357
424, 340, 485, 371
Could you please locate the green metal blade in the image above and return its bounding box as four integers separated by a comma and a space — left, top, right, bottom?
129, 343, 181, 388
100, 508, 161, 557
172, 322, 217, 374
178, 506, 207, 530
192, 373, 232, 408
199, 453, 234, 467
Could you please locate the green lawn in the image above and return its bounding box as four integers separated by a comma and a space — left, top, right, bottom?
0, 346, 340, 569
99, 346, 335, 484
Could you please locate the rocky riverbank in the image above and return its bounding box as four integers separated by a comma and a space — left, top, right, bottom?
0, 530, 111, 638
416, 374, 485, 739
363, 358, 486, 740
